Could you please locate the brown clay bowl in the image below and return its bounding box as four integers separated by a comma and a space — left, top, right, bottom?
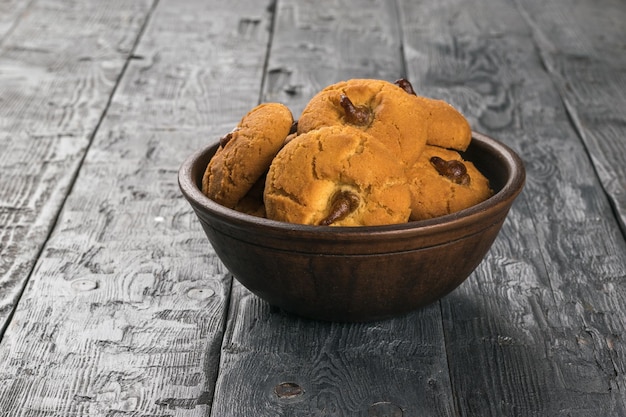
178, 132, 525, 322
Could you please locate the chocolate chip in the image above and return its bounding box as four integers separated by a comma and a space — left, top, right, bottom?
340, 94, 373, 127
430, 156, 471, 185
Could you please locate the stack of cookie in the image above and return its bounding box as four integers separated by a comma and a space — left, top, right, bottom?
202, 78, 493, 226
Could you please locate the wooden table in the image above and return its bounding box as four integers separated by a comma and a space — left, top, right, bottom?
1, 0, 625, 415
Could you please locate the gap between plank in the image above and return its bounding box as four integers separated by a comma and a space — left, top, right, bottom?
392, 0, 409, 80
210, 1, 280, 411
0, 0, 161, 343
512, 0, 626, 242
258, 0, 280, 105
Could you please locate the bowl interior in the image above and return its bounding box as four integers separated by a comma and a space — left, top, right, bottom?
179, 131, 525, 242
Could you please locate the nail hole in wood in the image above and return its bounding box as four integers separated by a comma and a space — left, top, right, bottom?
71, 279, 98, 292
186, 288, 215, 300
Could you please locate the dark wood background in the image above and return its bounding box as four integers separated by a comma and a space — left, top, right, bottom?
0, 0, 625, 416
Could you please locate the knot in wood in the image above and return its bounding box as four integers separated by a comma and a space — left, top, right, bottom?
274, 382, 304, 398
368, 401, 403, 417
186, 287, 215, 300
71, 279, 98, 291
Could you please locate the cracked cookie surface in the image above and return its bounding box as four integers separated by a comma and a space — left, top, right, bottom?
410, 95, 472, 151
202, 102, 293, 209
297, 79, 428, 166
407, 145, 493, 221
394, 78, 472, 151
264, 125, 411, 226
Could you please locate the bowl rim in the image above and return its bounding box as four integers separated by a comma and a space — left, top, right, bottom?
178, 131, 525, 238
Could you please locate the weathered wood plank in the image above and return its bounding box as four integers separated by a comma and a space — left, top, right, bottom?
0, 0, 31, 41
514, 0, 626, 232
209, 1, 456, 416
400, 0, 626, 415
0, 0, 273, 415
0, 0, 154, 330
2, 1, 624, 416
212, 285, 453, 417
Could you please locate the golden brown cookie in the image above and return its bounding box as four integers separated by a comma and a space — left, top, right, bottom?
202, 102, 293, 208
264, 126, 412, 226
297, 79, 428, 166
407, 145, 493, 221
395, 78, 472, 151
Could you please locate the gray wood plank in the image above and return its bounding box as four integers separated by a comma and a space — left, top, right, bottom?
514, 0, 626, 233
0, 0, 273, 415
400, 0, 626, 415
212, 285, 454, 417
0, 0, 154, 330
0, 0, 31, 42
209, 0, 456, 416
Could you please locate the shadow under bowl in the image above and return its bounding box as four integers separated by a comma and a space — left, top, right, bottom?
178, 132, 525, 322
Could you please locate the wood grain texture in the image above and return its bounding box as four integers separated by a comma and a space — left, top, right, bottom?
0, 0, 32, 42
211, 283, 454, 417
210, 1, 457, 416
0, 0, 154, 331
0, 0, 273, 415
2, 0, 625, 416
399, 0, 626, 415
513, 0, 626, 234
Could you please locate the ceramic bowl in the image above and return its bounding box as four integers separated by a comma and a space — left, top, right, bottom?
179, 132, 525, 322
